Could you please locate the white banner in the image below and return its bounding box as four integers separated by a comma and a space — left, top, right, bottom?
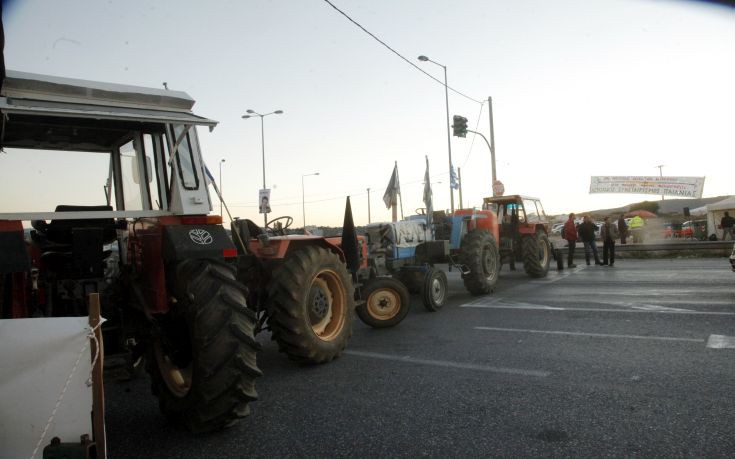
589, 176, 705, 198
0, 317, 93, 459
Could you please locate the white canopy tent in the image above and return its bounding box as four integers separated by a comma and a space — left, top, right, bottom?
690, 196, 735, 239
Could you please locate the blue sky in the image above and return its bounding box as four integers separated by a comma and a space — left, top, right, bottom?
3, 0, 734, 225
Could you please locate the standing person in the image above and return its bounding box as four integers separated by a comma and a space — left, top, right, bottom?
562, 213, 578, 268
629, 215, 644, 243
578, 215, 602, 266
601, 216, 619, 266
617, 214, 628, 244
720, 211, 735, 240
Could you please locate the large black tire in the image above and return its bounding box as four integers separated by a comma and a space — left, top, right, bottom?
355, 277, 410, 328
267, 246, 354, 364
422, 267, 448, 311
522, 232, 551, 278
459, 229, 500, 295
148, 259, 261, 434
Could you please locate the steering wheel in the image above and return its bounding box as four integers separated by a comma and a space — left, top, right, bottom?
415, 208, 426, 215
265, 216, 293, 236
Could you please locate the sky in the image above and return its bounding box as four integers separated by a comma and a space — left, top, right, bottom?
2, 0, 735, 226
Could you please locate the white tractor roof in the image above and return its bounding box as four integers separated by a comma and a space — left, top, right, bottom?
3, 70, 195, 112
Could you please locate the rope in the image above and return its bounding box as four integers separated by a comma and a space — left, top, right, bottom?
30, 321, 104, 459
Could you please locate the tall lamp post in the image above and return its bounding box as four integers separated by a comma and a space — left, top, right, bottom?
301, 172, 320, 229
219, 158, 226, 217
242, 109, 284, 227
418, 54, 454, 212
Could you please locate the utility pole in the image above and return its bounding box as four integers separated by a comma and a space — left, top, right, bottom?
488, 96, 497, 183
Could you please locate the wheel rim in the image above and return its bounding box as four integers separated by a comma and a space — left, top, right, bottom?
366, 288, 401, 320
307, 270, 347, 341
153, 341, 192, 398
481, 244, 498, 280
430, 275, 446, 304
538, 237, 549, 266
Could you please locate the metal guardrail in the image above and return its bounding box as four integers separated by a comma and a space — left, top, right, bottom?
551, 238, 732, 259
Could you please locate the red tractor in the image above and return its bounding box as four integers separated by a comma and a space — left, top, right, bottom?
481, 195, 552, 278
0, 71, 357, 435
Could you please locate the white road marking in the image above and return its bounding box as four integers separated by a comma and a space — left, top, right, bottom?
345, 350, 550, 378
706, 335, 735, 349
462, 302, 735, 316
475, 326, 704, 343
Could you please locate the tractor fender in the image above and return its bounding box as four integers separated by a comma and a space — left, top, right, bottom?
162, 224, 237, 262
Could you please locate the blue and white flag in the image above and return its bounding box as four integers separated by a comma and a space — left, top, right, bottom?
450, 165, 459, 190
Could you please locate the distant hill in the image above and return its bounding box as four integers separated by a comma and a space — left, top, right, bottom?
572, 195, 731, 219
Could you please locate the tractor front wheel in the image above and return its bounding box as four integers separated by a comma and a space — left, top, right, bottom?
422, 267, 448, 311
522, 232, 551, 278
149, 259, 261, 434
356, 277, 410, 328
460, 229, 500, 295
268, 246, 354, 364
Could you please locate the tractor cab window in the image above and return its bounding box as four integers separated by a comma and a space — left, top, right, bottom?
0, 148, 112, 213
169, 125, 200, 190
523, 199, 540, 223
509, 203, 524, 223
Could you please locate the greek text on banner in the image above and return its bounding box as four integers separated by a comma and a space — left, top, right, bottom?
589, 176, 705, 198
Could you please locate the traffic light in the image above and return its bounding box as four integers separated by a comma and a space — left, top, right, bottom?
452, 115, 468, 138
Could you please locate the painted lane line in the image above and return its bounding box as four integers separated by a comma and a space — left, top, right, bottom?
706, 335, 735, 349
462, 303, 735, 316
344, 350, 550, 378
475, 326, 704, 343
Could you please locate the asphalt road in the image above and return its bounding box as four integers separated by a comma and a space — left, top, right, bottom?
105, 258, 735, 458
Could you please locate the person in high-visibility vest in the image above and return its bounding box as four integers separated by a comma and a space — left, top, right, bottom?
629, 215, 644, 243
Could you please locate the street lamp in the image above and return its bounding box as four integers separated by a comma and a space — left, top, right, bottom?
219, 158, 226, 217
418, 54, 454, 212
242, 109, 284, 227
301, 172, 320, 230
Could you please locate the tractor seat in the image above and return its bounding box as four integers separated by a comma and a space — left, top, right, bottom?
32, 205, 118, 246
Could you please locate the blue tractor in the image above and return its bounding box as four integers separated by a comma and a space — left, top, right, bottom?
355, 208, 501, 328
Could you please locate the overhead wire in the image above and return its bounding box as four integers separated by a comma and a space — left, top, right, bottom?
461, 101, 486, 168
322, 0, 483, 105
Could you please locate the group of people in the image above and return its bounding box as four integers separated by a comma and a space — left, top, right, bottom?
562, 213, 627, 268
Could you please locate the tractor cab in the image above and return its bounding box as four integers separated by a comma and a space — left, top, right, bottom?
0, 70, 236, 319
482, 194, 552, 277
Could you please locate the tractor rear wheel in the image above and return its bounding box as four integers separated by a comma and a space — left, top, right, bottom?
149, 259, 261, 434
422, 267, 448, 311
355, 277, 410, 328
522, 232, 551, 278
460, 229, 500, 295
268, 246, 354, 364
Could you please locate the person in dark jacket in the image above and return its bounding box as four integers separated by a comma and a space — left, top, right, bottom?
578, 215, 602, 265
617, 214, 628, 244
562, 213, 578, 268
600, 216, 619, 266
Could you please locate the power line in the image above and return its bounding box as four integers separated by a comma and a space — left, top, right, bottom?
461, 101, 486, 168
322, 0, 483, 105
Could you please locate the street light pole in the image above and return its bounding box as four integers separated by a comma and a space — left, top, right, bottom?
301, 172, 319, 229
219, 158, 225, 217
242, 109, 284, 227
367, 188, 371, 223
418, 55, 454, 213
